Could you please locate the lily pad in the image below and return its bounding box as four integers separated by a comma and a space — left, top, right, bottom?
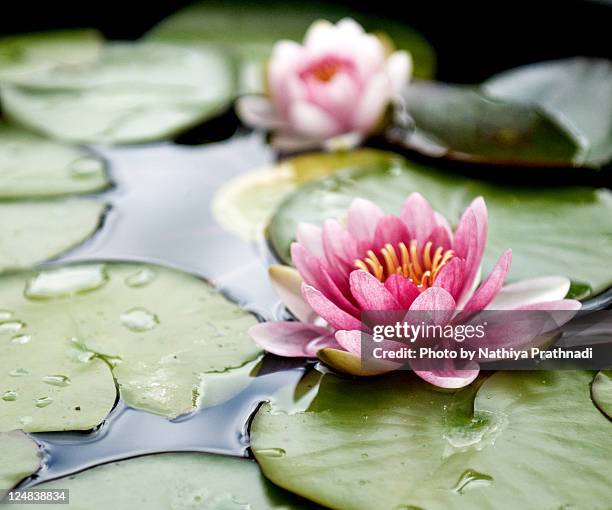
0, 431, 40, 498
483, 58, 612, 168
0, 42, 237, 144
212, 149, 395, 241
0, 263, 261, 423
0, 125, 109, 198
0, 199, 105, 273
268, 154, 612, 297
7, 453, 315, 509
251, 370, 612, 509
390, 81, 580, 166
0, 29, 102, 82
592, 370, 612, 419
146, 0, 435, 94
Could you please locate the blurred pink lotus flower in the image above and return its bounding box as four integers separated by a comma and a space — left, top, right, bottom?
250, 193, 581, 388
237, 18, 411, 151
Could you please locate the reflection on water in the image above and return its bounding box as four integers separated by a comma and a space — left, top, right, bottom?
14, 133, 311, 488
24, 358, 307, 487
54, 132, 282, 321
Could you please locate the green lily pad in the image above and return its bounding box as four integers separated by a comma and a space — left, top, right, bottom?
391, 81, 580, 166
0, 42, 237, 144
0, 263, 261, 424
212, 149, 395, 241
0, 125, 109, 198
5, 453, 315, 509
0, 431, 40, 498
483, 58, 612, 168
146, 0, 435, 94
0, 199, 105, 273
251, 370, 612, 509
592, 370, 612, 419
268, 154, 612, 297
0, 29, 102, 82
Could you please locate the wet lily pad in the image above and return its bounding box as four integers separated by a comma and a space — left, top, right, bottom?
251, 370, 612, 509
212, 150, 395, 241
592, 370, 612, 419
0, 263, 261, 423
0, 125, 109, 198
268, 154, 612, 297
146, 0, 435, 93
0, 431, 40, 498
483, 58, 612, 168
390, 81, 580, 166
0, 42, 237, 144
8, 453, 315, 509
0, 29, 102, 82
0, 199, 105, 273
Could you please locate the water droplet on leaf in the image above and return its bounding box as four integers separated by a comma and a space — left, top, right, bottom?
42, 374, 71, 387
2, 390, 17, 401
70, 156, 105, 179
10, 368, 29, 377
125, 268, 156, 288
11, 334, 31, 345
257, 448, 286, 458
25, 265, 109, 300
35, 396, 54, 408
120, 307, 159, 332
0, 320, 25, 334
452, 469, 493, 494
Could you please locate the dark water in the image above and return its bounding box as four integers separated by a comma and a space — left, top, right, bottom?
18, 132, 309, 487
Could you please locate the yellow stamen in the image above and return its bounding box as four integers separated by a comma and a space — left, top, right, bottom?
354, 239, 454, 290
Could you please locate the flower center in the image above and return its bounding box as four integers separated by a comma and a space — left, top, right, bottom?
354, 240, 455, 289
302, 56, 348, 82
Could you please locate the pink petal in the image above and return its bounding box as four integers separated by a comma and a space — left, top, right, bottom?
347, 198, 384, 243
413, 368, 480, 389
292, 243, 359, 316
408, 287, 456, 326
249, 321, 337, 357
373, 215, 411, 252
352, 72, 390, 132
335, 329, 362, 355
268, 265, 316, 324
452, 208, 481, 303
288, 101, 341, 138
349, 270, 401, 310
302, 284, 362, 331
296, 223, 324, 259
322, 219, 358, 269
463, 250, 512, 311
433, 257, 465, 300
386, 51, 412, 95
487, 276, 571, 310
385, 274, 420, 309
235, 96, 286, 130
426, 225, 453, 252
304, 72, 360, 127
400, 192, 438, 246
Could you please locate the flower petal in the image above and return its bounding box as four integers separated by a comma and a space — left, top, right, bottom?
408, 287, 456, 327
433, 257, 465, 299
235, 96, 286, 130
352, 72, 390, 132
289, 100, 341, 138
268, 265, 317, 323
296, 222, 324, 259
400, 192, 438, 245
413, 368, 480, 389
463, 250, 512, 311
385, 274, 420, 309
302, 284, 362, 330
249, 321, 336, 357
347, 197, 384, 244
335, 329, 362, 355
292, 243, 359, 316
349, 270, 401, 310
487, 276, 572, 310
373, 215, 411, 252
386, 50, 412, 95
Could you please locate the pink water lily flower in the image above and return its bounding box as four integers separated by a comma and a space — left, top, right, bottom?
237, 18, 411, 151
250, 193, 581, 388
